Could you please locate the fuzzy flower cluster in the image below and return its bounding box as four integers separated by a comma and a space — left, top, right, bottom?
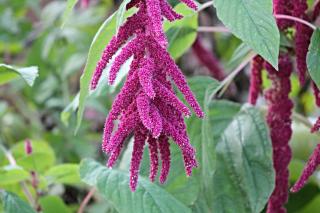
291, 144, 320, 192
192, 36, 225, 81
248, 1, 320, 212
249, 54, 294, 213
294, 0, 313, 86
248, 56, 264, 105
264, 55, 293, 213
90, 0, 202, 191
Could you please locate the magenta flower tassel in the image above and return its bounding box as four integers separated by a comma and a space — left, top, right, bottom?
179, 0, 197, 10
109, 35, 144, 84
160, 0, 183, 21
130, 127, 147, 191
91, 0, 202, 191
138, 58, 156, 98
24, 139, 33, 155
154, 80, 191, 117
91, 12, 145, 89
158, 135, 171, 183
147, 137, 159, 182
136, 93, 153, 130
248, 56, 264, 105
273, 0, 294, 30
192, 36, 225, 81
265, 54, 293, 213
148, 38, 203, 118
150, 105, 163, 138
294, 0, 313, 86
146, 0, 167, 48
313, 1, 320, 20
312, 82, 320, 107
311, 117, 320, 133
291, 144, 320, 192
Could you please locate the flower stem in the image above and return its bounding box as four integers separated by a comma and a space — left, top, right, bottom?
197, 14, 317, 34
217, 53, 256, 98
198, 26, 230, 33
274, 14, 316, 30
0, 144, 36, 207
77, 188, 96, 213
199, 1, 213, 11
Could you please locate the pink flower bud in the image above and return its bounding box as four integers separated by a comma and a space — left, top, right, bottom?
25, 139, 32, 155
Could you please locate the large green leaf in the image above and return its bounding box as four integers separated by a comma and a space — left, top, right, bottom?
0, 64, 39, 86
212, 0, 280, 68
186, 76, 274, 212
164, 4, 198, 59
0, 191, 35, 213
307, 28, 320, 88
79, 159, 192, 213
212, 105, 274, 213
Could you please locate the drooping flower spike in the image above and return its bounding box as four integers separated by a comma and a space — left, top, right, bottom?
273, 0, 294, 30
248, 56, 264, 105
91, 0, 202, 191
291, 144, 320, 193
294, 0, 313, 86
264, 54, 293, 213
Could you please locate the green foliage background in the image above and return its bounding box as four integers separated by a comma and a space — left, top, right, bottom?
0, 0, 320, 212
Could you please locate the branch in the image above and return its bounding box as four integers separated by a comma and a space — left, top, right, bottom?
274, 14, 316, 30
77, 188, 96, 213
197, 14, 317, 33
0, 144, 36, 207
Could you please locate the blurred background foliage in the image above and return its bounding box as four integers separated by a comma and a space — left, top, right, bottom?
0, 0, 320, 213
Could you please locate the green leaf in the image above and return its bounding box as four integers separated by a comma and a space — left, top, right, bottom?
212, 105, 274, 213
116, 0, 132, 32
61, 0, 79, 28
0, 165, 30, 185
185, 77, 222, 208
164, 4, 198, 59
76, 11, 118, 133
61, 93, 79, 126
307, 28, 320, 88
227, 42, 252, 70
45, 164, 80, 184
184, 76, 274, 213
39, 196, 71, 213
0, 64, 39, 86
11, 140, 56, 173
212, 0, 280, 68
79, 159, 192, 213
0, 191, 35, 213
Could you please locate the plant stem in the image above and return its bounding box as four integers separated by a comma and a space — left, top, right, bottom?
0, 144, 36, 207
198, 26, 230, 33
199, 1, 213, 11
197, 14, 317, 34
217, 53, 256, 98
274, 14, 317, 30
77, 188, 96, 213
